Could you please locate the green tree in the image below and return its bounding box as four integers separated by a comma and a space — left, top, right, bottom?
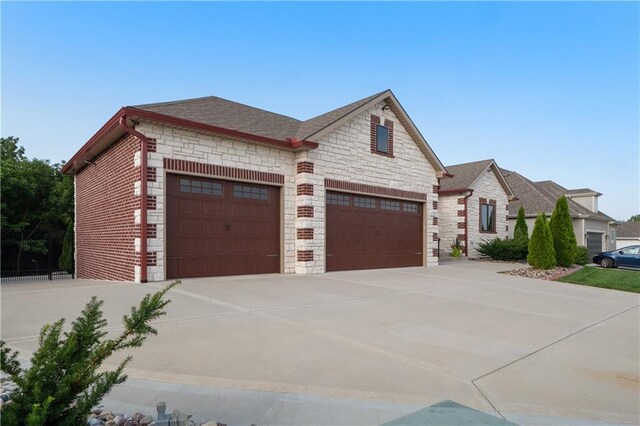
527, 214, 556, 269
513, 206, 529, 242
549, 196, 578, 267
1, 137, 74, 273
628, 214, 640, 222
59, 221, 74, 273
0, 281, 180, 426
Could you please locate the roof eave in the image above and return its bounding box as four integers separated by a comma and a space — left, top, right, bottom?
63, 107, 319, 175
61, 108, 128, 175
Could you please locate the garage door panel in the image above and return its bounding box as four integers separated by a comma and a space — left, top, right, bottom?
167, 175, 280, 279
327, 191, 423, 272
201, 200, 224, 216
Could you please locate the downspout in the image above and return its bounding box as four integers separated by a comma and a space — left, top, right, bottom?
463, 189, 474, 257
118, 116, 148, 283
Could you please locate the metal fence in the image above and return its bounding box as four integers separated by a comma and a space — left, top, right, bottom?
1, 230, 74, 282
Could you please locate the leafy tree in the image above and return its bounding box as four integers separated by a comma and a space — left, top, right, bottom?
628, 214, 640, 222
0, 281, 180, 426
527, 214, 556, 269
549, 196, 578, 267
1, 137, 74, 274
513, 206, 529, 242
59, 221, 74, 273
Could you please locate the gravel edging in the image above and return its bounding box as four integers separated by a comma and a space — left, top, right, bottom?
501, 265, 582, 281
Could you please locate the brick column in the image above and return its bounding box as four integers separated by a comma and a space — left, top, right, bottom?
133, 138, 165, 282
294, 153, 325, 274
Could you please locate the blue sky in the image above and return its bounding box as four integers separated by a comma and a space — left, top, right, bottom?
2, 2, 638, 220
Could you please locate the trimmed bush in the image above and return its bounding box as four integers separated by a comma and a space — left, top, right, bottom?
575, 246, 590, 265
549, 196, 578, 266
476, 237, 528, 261
528, 214, 556, 269
513, 206, 529, 242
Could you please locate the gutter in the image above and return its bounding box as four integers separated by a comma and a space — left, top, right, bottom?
62, 107, 318, 175
463, 190, 474, 256
118, 116, 148, 284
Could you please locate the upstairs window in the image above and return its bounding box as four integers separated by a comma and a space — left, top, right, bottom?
370, 115, 394, 157
376, 125, 389, 153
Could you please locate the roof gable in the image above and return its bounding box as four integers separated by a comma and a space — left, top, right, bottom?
440, 159, 515, 199
297, 89, 448, 177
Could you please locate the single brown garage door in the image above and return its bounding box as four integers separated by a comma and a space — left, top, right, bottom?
167, 174, 280, 278
326, 191, 423, 271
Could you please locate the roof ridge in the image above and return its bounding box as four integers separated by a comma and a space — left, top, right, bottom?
132, 95, 303, 123
295, 90, 389, 140
445, 158, 494, 168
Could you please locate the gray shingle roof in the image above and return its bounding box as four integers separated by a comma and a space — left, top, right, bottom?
502, 169, 615, 222
132, 96, 302, 141
439, 159, 494, 191
294, 91, 386, 140
132, 91, 387, 142
617, 222, 640, 238
566, 188, 600, 195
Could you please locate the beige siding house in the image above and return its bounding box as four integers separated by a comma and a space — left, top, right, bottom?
501, 170, 618, 258
438, 159, 515, 257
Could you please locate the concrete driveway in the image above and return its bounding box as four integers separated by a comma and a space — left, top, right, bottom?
2, 262, 639, 425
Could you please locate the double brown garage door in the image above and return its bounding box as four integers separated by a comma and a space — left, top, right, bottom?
326, 191, 423, 271
167, 175, 423, 278
167, 174, 280, 278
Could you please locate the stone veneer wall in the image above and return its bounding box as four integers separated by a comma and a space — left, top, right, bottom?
305, 101, 440, 270
466, 169, 509, 257
134, 123, 297, 282
438, 193, 467, 256
129, 101, 440, 281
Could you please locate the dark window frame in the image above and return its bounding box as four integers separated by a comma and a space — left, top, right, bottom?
370, 115, 394, 157
376, 124, 389, 154
179, 177, 223, 196
233, 184, 269, 201
479, 201, 497, 233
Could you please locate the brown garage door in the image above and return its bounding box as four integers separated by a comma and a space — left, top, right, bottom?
326, 191, 423, 271
167, 174, 280, 278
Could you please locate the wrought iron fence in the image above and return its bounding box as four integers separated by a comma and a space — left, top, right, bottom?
1, 230, 74, 282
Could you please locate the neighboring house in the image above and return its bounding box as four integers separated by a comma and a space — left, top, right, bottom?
62, 90, 448, 283
501, 170, 618, 258
616, 222, 640, 249
438, 159, 516, 257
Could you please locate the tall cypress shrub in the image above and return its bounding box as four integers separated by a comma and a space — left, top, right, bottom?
527, 214, 556, 269
549, 196, 577, 267
513, 206, 529, 242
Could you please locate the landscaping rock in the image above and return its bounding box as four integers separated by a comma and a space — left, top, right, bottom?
140, 415, 154, 426
503, 265, 580, 281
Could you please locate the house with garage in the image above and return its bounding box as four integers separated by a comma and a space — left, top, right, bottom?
616, 222, 640, 249
501, 169, 618, 258
62, 90, 448, 282
438, 159, 516, 257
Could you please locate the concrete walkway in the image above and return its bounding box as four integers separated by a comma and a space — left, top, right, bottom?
2, 262, 638, 425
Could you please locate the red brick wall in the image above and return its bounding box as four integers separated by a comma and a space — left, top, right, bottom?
76, 135, 139, 281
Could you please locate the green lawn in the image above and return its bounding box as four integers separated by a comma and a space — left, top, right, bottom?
557, 266, 640, 293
